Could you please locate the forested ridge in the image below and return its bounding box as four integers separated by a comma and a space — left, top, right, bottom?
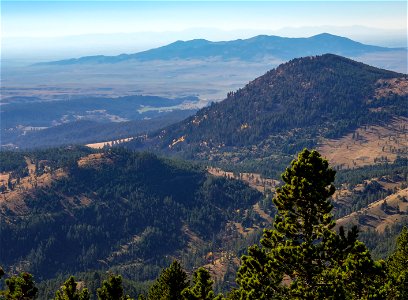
0, 147, 262, 282
1, 147, 406, 298
127, 54, 407, 175
1, 149, 407, 299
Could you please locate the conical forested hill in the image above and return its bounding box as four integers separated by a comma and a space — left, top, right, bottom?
127, 54, 407, 173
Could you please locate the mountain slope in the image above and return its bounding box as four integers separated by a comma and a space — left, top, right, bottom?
40, 34, 399, 65
126, 54, 407, 175
0, 147, 263, 280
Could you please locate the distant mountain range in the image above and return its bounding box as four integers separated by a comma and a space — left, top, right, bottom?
39, 33, 402, 65
126, 54, 407, 175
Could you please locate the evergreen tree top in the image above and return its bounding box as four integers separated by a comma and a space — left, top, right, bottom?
236, 149, 386, 299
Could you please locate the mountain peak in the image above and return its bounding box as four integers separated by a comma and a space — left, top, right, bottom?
171, 38, 210, 45
311, 32, 339, 38
274, 53, 393, 75
127, 55, 406, 168
38, 33, 397, 65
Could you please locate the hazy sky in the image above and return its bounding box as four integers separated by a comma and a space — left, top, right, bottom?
3, 1, 406, 37
2, 1, 407, 60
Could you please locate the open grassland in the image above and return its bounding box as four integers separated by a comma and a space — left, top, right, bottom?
86, 137, 134, 149
375, 77, 408, 98
0, 157, 67, 214
207, 167, 279, 193
336, 188, 408, 233
318, 117, 407, 169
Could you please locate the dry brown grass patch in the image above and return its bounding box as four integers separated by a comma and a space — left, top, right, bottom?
336, 188, 408, 233
203, 251, 240, 282
77, 153, 113, 168
318, 117, 407, 168
85, 137, 134, 149
208, 167, 279, 193
375, 77, 408, 99
0, 157, 68, 215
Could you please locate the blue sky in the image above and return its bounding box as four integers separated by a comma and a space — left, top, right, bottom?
1, 1, 407, 60
2, 1, 406, 37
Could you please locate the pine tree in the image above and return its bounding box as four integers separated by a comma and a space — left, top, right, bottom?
182, 268, 215, 300
234, 243, 284, 299
147, 260, 189, 300
97, 275, 133, 300
234, 149, 385, 299
2, 272, 38, 300
54, 276, 90, 300
386, 226, 408, 299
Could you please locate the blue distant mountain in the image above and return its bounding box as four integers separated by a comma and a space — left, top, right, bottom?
39, 33, 401, 65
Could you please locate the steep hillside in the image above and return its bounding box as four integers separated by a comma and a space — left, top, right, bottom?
41, 34, 398, 65
330, 157, 408, 258
318, 117, 407, 169
0, 147, 263, 280
336, 188, 408, 233
126, 54, 407, 176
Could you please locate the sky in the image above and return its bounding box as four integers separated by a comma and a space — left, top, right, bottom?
1, 1, 407, 61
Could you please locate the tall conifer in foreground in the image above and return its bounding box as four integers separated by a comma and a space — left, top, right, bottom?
234, 149, 386, 299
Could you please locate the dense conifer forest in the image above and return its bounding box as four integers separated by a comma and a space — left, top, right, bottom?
0, 147, 262, 282
127, 54, 407, 176
1, 149, 407, 299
